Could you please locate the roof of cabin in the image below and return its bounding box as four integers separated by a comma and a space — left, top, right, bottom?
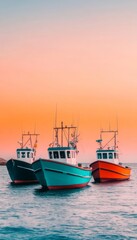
96, 149, 116, 153
16, 148, 34, 152
48, 147, 75, 151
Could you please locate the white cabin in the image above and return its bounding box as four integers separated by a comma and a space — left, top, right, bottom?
96, 129, 119, 165
48, 146, 77, 165
16, 132, 39, 164
96, 149, 119, 164
16, 148, 35, 164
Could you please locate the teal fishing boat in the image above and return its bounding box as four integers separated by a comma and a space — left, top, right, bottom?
32, 122, 92, 190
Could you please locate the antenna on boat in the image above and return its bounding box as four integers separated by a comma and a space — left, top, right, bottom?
17, 131, 40, 154
54, 104, 59, 147
116, 115, 119, 133
61, 121, 63, 147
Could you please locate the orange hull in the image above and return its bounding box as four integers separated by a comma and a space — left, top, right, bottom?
90, 161, 131, 183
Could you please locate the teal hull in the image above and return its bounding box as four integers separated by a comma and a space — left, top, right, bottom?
32, 159, 92, 190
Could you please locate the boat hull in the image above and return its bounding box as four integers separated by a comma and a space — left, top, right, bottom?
32, 159, 92, 190
6, 159, 38, 184
90, 160, 131, 183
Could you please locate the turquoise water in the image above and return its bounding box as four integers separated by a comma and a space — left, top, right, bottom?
0, 163, 137, 240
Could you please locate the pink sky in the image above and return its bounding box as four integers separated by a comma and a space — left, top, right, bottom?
0, 1, 137, 162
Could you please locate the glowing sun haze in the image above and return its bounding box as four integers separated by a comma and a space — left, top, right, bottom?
0, 1, 137, 162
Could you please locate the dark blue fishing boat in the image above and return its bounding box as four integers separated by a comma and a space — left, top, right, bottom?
6, 132, 39, 184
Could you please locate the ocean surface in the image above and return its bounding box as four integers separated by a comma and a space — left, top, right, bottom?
0, 163, 137, 240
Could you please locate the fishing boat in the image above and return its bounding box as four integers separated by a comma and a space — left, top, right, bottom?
32, 122, 92, 190
6, 132, 39, 184
90, 129, 131, 183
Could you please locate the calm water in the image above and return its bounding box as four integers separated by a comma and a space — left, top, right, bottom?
0, 163, 137, 240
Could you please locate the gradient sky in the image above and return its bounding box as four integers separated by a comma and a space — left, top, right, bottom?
1, 0, 137, 162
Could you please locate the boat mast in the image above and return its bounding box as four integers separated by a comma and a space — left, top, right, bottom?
54, 122, 77, 148
68, 126, 70, 147
100, 129, 118, 150
61, 121, 63, 147
21, 132, 40, 149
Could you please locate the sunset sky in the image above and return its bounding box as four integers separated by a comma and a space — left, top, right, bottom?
1, 1, 137, 163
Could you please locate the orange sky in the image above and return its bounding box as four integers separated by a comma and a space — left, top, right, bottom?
1, 1, 137, 162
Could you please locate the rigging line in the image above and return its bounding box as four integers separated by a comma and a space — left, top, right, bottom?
102, 135, 117, 149
52, 103, 58, 145
116, 115, 119, 132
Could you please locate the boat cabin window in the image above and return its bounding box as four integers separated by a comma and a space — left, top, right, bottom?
27, 152, 30, 158
60, 151, 65, 158
109, 153, 113, 159
21, 152, 25, 158
114, 153, 118, 159
103, 153, 107, 159
67, 151, 71, 158
97, 153, 102, 159
53, 151, 59, 159
49, 151, 53, 159
17, 152, 20, 158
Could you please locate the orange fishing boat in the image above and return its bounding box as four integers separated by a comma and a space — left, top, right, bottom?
90, 129, 131, 183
